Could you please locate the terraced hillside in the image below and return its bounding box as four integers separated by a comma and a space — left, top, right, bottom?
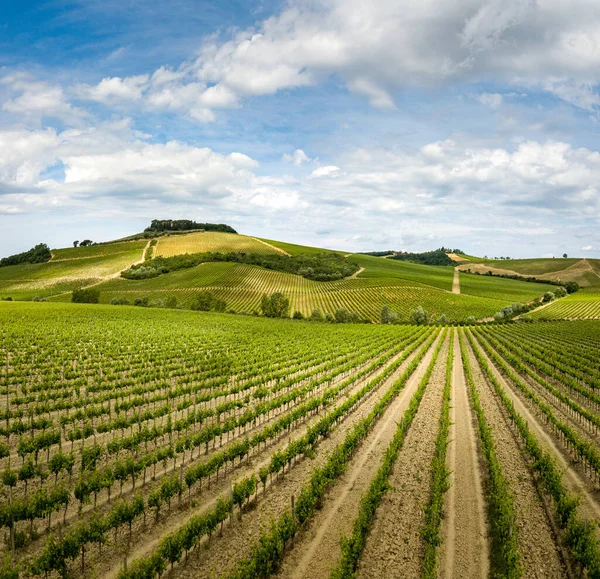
2, 303, 600, 579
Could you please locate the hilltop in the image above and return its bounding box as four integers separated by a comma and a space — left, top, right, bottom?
0, 227, 594, 322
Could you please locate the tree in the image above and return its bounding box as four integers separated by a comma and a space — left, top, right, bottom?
71, 288, 100, 304
410, 306, 429, 325
80, 240, 93, 247
73, 241, 79, 248
563, 253, 568, 258
564, 281, 580, 294
292, 311, 303, 319
380, 305, 397, 324
309, 308, 324, 322
190, 291, 226, 312
260, 292, 290, 318
543, 291, 555, 303
554, 286, 567, 298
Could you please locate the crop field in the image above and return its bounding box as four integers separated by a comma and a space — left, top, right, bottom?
1, 303, 600, 579
526, 288, 600, 320
0, 241, 147, 300
69, 261, 514, 321
155, 232, 284, 258
458, 271, 556, 302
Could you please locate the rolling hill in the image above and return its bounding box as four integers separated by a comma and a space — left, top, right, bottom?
0, 230, 588, 321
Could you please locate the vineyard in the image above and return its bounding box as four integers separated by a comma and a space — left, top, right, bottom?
526, 288, 600, 319
154, 233, 285, 258
1, 301, 600, 579
57, 261, 516, 321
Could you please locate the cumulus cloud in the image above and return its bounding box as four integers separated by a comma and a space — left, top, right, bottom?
477, 93, 503, 109
89, 0, 600, 119
310, 165, 341, 178
582, 245, 593, 250
282, 149, 311, 165
76, 75, 149, 103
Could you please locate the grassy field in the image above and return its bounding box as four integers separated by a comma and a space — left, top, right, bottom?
0, 240, 146, 300
2, 303, 600, 579
257, 237, 341, 256
351, 254, 454, 291
483, 257, 580, 275
458, 271, 556, 302
155, 231, 283, 257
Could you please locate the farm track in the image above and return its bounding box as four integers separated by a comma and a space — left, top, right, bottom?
169, 333, 442, 579
465, 334, 568, 578
354, 335, 448, 579
452, 268, 460, 294
471, 331, 600, 525
439, 329, 489, 579
277, 333, 445, 579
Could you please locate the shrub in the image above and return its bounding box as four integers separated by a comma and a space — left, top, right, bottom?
133, 296, 149, 307
72, 288, 100, 304
110, 297, 131, 306
309, 308, 324, 322
260, 292, 290, 318
410, 306, 429, 325
554, 286, 567, 298
190, 291, 226, 312
292, 311, 304, 319
543, 291, 555, 303
32, 296, 48, 302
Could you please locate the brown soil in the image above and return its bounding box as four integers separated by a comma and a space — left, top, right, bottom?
465, 334, 568, 578
447, 253, 469, 263
473, 332, 600, 524
452, 268, 460, 294
439, 330, 489, 579
277, 335, 446, 579
355, 337, 449, 579
168, 334, 441, 579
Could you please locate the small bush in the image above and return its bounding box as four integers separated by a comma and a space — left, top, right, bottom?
72, 288, 100, 304
110, 297, 131, 306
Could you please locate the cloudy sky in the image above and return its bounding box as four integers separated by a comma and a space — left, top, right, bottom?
1, 0, 600, 257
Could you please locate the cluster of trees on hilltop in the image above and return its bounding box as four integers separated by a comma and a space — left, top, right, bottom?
144, 220, 237, 234
0, 243, 52, 267
122, 251, 360, 282
390, 249, 454, 266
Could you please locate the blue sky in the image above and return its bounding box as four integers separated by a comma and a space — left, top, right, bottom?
1, 0, 600, 257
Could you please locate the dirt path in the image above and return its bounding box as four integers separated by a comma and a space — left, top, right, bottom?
252, 237, 292, 256
350, 267, 365, 279
355, 337, 448, 579
466, 336, 568, 578
278, 334, 445, 579
452, 268, 460, 294
439, 330, 489, 579
473, 332, 600, 524
171, 335, 440, 579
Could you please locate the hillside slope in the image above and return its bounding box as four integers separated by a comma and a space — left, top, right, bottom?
1, 231, 567, 321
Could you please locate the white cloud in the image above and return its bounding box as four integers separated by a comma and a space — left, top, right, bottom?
582, 245, 593, 250
1, 73, 87, 125
77, 75, 149, 103
310, 165, 341, 178
283, 149, 311, 165
477, 92, 503, 109
97, 0, 600, 119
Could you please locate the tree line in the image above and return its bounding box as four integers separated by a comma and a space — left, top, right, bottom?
0, 244, 51, 267
121, 251, 360, 282
144, 220, 237, 234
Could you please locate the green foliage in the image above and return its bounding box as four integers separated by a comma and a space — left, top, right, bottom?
122, 250, 359, 282
190, 291, 226, 312
71, 288, 100, 304
0, 244, 51, 267
410, 306, 429, 325
145, 219, 237, 234
389, 249, 454, 266
260, 292, 290, 318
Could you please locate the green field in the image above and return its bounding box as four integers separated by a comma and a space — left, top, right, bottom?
483, 257, 580, 275
526, 288, 600, 320
257, 237, 341, 256
459, 271, 556, 302
0, 240, 146, 300
350, 254, 454, 291
156, 231, 281, 257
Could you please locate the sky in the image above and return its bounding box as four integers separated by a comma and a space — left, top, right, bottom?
1, 0, 600, 258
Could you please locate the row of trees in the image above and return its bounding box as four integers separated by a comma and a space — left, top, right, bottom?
122, 250, 360, 282
0, 244, 51, 267
144, 220, 237, 234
